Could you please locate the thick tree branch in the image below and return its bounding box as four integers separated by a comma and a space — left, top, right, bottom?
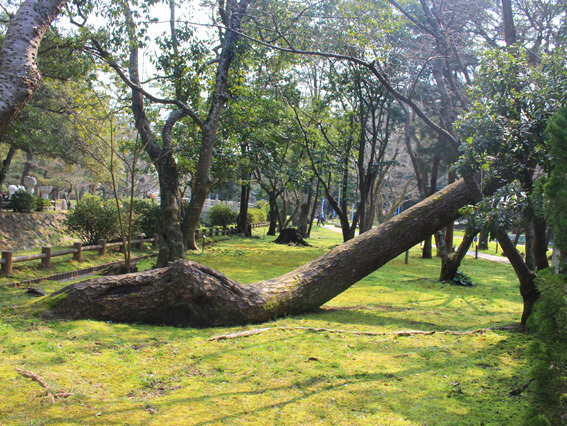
0, 0, 67, 134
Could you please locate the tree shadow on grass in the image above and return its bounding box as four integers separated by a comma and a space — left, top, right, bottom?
31, 331, 529, 426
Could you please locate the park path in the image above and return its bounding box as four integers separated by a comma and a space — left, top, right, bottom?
319, 224, 511, 264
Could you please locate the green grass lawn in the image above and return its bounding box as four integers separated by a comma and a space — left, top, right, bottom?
0, 227, 531, 425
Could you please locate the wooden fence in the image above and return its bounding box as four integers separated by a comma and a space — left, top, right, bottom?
0, 223, 269, 275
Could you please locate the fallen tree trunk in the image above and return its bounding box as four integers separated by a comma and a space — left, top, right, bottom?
39, 177, 500, 327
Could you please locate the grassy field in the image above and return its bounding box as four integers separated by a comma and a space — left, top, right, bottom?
0, 227, 532, 425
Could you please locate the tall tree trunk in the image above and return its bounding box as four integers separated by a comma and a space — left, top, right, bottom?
0, 145, 16, 188
43, 176, 505, 327
237, 182, 251, 236
478, 229, 489, 250
267, 192, 278, 236
0, 0, 66, 134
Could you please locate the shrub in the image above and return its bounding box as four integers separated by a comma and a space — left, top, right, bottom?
64, 194, 121, 244
207, 203, 236, 227
128, 199, 161, 237
451, 270, 474, 286
10, 191, 35, 212
34, 197, 52, 212
247, 208, 267, 224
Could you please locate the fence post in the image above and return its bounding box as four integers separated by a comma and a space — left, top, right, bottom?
98, 239, 107, 256
73, 242, 82, 262
152, 234, 159, 249
42, 247, 51, 269
1, 251, 12, 276
138, 235, 144, 252
119, 237, 126, 254
195, 229, 200, 238
209, 228, 214, 237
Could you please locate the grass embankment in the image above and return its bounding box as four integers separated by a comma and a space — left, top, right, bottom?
0, 227, 531, 425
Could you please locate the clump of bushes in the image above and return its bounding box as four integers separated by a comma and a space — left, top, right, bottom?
128, 199, 161, 237
8, 191, 53, 212
207, 203, 236, 227
64, 194, 121, 245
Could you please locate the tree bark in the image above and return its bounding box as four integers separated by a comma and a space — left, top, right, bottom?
43, 176, 503, 327
237, 182, 251, 235
0, 145, 16, 188
496, 229, 538, 329
0, 0, 66, 134
478, 229, 489, 250
439, 228, 477, 282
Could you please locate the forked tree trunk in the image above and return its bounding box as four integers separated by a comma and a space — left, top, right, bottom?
40, 177, 503, 327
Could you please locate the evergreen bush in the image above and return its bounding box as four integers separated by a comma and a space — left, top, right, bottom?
10, 191, 35, 212
524, 270, 567, 425
64, 195, 121, 244
207, 203, 236, 227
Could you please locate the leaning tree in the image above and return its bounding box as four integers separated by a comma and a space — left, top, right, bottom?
37, 174, 506, 327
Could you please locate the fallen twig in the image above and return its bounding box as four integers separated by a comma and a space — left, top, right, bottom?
14, 368, 74, 405
208, 325, 515, 341
509, 378, 534, 396
209, 328, 272, 341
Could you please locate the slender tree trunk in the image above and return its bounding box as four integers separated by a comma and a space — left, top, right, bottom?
439, 229, 477, 282
533, 215, 549, 271
0, 145, 16, 188
43, 176, 505, 327
496, 229, 538, 329
267, 192, 278, 236
423, 155, 440, 258
20, 148, 33, 185
444, 172, 456, 252
306, 179, 320, 238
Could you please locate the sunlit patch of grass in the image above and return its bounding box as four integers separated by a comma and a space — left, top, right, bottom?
0, 226, 532, 425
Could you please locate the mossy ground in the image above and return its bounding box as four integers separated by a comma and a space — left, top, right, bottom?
0, 227, 531, 425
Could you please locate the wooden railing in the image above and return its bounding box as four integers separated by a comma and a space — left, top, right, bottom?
0, 223, 269, 275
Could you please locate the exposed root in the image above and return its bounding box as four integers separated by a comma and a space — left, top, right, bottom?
209, 325, 516, 341
15, 368, 74, 405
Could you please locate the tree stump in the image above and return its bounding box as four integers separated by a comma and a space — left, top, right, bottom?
273, 228, 311, 246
